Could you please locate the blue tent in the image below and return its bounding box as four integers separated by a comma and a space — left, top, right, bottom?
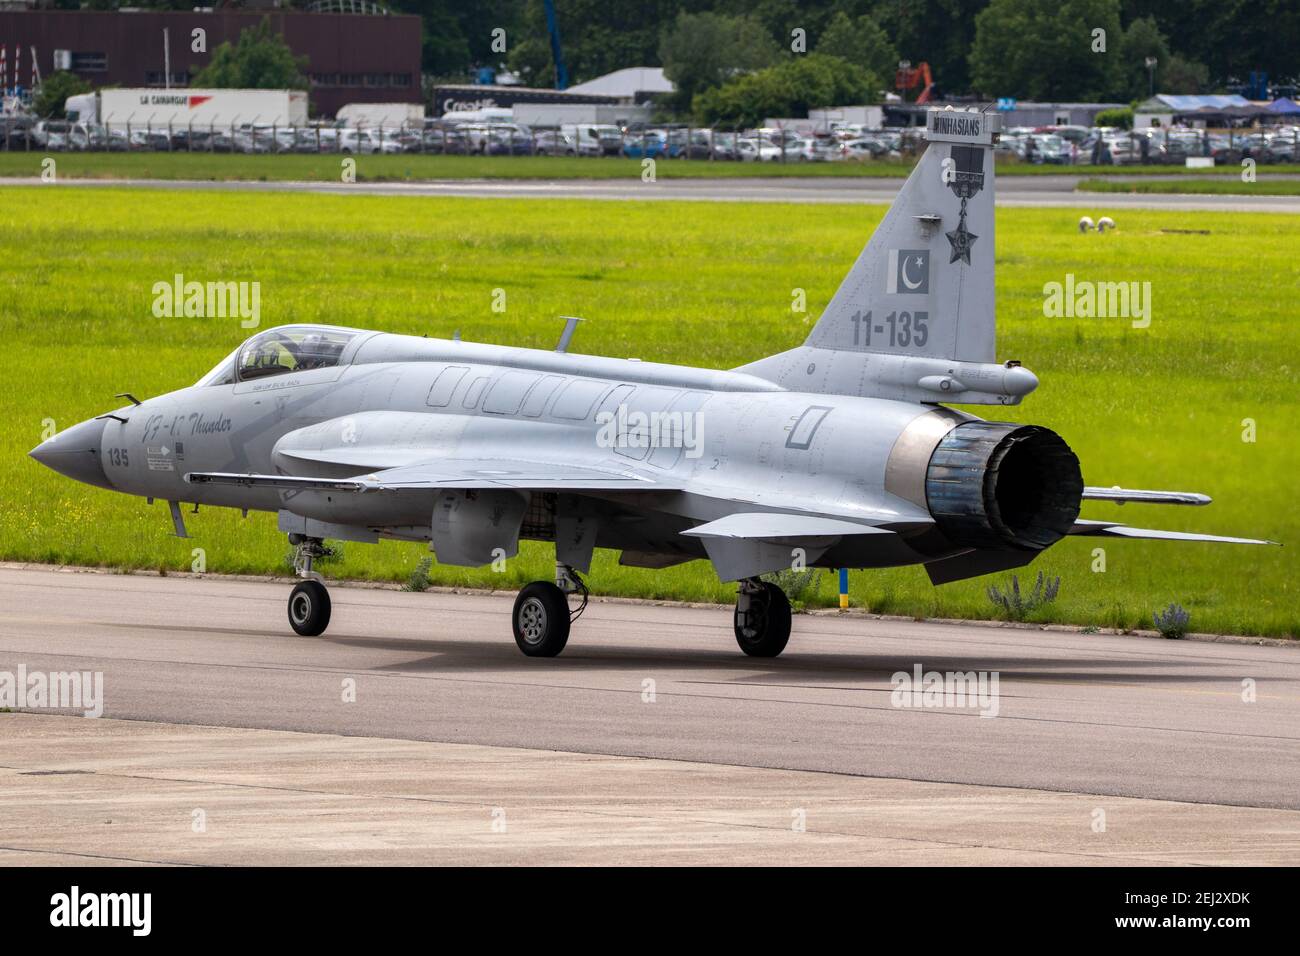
1268, 97, 1300, 115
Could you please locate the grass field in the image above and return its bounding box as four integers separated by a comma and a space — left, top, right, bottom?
2, 151, 1297, 182
1, 188, 1296, 637
1079, 176, 1300, 195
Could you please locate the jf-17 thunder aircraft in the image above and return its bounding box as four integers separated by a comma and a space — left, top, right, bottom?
32, 107, 1273, 658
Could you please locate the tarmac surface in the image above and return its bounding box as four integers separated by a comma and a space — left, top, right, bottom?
6, 174, 1299, 212
2, 566, 1298, 864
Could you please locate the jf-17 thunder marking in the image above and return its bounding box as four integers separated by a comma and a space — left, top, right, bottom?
31, 107, 1274, 658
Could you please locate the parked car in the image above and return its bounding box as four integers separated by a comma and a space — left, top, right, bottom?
621, 132, 669, 159
338, 128, 379, 154
422, 125, 468, 154
560, 123, 623, 157
1022, 133, 1069, 164
31, 120, 72, 150
737, 137, 782, 162
1074, 132, 1132, 165
1238, 132, 1283, 163
709, 131, 739, 161
791, 137, 835, 162
1265, 129, 1299, 161
533, 129, 577, 156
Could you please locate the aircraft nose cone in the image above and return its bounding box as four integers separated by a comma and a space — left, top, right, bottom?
29, 417, 114, 490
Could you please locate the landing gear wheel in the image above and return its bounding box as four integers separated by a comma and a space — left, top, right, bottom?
288, 580, 331, 636
513, 582, 571, 657
734, 581, 791, 657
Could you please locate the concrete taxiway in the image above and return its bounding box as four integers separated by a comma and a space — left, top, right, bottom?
4, 175, 1299, 212
2, 566, 1298, 865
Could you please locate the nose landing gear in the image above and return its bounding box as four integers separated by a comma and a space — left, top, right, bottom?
734, 578, 791, 657
287, 534, 333, 636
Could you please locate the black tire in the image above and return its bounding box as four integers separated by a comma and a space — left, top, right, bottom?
734, 581, 791, 657
288, 580, 331, 636
513, 582, 571, 657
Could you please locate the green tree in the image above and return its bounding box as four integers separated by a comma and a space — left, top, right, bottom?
817, 11, 898, 84
1116, 16, 1169, 99
660, 11, 781, 111
33, 71, 92, 120
1162, 54, 1211, 94
693, 53, 877, 127
388, 0, 527, 80
1121, 0, 1297, 87
1093, 106, 1133, 128
865, 0, 983, 95
970, 0, 1123, 100
507, 0, 680, 88
191, 18, 308, 90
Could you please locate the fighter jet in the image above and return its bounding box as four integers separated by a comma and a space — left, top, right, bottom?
30, 107, 1274, 658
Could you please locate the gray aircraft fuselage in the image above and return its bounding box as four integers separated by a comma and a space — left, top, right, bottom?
51, 328, 961, 576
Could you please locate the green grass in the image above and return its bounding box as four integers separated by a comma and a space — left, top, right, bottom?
1079, 176, 1300, 195
1, 189, 1296, 637
3, 151, 1299, 182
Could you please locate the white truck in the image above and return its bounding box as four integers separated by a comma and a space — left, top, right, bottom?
335, 102, 424, 129
67, 89, 309, 130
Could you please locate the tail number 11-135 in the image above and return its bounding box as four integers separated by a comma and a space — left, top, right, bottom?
849, 310, 929, 349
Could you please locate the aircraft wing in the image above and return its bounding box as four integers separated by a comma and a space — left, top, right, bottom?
1068, 519, 1277, 546
186, 458, 680, 493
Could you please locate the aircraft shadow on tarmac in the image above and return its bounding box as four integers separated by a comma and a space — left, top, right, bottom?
106, 620, 1260, 687
313, 630, 1248, 688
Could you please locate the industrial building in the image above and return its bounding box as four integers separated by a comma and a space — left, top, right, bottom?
0, 6, 421, 117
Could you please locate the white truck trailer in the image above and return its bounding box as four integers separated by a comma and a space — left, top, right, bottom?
335, 102, 425, 128
68, 89, 308, 129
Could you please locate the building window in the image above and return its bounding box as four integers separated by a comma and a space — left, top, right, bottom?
70, 52, 108, 73
145, 72, 191, 87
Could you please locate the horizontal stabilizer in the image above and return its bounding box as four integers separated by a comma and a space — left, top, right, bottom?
1082, 487, 1212, 506
682, 512, 904, 540
683, 511, 903, 581
1069, 519, 1277, 546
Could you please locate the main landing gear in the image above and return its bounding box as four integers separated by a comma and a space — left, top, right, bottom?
287, 535, 333, 636
512, 563, 588, 658
734, 578, 792, 658
279, 537, 794, 661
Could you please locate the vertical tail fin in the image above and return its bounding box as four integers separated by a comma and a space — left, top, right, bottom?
738, 108, 1035, 405
808, 108, 999, 363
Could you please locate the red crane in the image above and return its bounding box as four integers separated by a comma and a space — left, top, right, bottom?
895, 61, 935, 104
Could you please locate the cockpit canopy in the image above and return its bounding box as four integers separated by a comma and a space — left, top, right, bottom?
239, 326, 356, 380
198, 326, 361, 386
